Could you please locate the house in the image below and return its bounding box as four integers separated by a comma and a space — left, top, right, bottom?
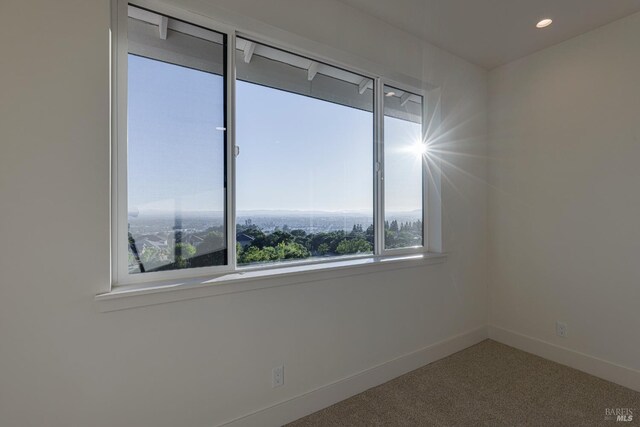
236, 232, 255, 248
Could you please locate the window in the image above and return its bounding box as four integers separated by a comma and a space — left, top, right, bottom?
123, 5, 228, 276
235, 38, 374, 265
112, 2, 437, 285
383, 85, 425, 249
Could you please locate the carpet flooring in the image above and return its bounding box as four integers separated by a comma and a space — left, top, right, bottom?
287, 339, 640, 426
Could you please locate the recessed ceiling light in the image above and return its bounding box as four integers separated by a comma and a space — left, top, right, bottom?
386, 91, 396, 97
536, 18, 553, 28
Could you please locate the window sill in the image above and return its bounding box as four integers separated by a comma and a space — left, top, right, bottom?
96, 252, 447, 312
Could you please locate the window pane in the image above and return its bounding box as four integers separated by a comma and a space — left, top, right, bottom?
126, 7, 227, 274
235, 38, 374, 265
383, 85, 424, 249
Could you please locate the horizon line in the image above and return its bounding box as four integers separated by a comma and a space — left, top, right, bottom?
129, 209, 422, 216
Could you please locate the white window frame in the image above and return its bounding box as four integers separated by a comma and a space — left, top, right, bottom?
377, 81, 430, 256
110, 0, 442, 289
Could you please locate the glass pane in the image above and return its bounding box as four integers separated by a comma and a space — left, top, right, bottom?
126, 8, 227, 274
383, 85, 424, 249
235, 38, 374, 266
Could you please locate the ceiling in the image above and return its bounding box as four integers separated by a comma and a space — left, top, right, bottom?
338, 0, 640, 69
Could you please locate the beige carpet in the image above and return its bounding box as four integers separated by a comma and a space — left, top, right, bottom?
287, 340, 640, 426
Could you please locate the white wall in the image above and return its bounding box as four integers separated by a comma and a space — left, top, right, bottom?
0, 0, 487, 426
489, 12, 640, 378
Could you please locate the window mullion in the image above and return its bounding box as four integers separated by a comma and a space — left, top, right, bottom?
374, 78, 385, 256
227, 32, 238, 270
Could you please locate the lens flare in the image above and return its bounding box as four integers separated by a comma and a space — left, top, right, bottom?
410, 142, 428, 157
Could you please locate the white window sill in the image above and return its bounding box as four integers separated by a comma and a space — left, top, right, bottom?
95, 252, 447, 312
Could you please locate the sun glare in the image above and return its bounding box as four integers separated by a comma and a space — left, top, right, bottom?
410, 142, 428, 158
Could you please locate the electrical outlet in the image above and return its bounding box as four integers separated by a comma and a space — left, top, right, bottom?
556, 321, 568, 338
272, 365, 284, 388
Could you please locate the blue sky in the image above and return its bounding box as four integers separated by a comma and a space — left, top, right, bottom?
128, 55, 225, 214
128, 55, 422, 216
236, 81, 372, 213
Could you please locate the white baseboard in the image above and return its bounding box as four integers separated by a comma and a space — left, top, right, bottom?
220, 326, 488, 427
488, 325, 640, 393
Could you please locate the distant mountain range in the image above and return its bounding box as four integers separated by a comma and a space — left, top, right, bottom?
130, 209, 421, 218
